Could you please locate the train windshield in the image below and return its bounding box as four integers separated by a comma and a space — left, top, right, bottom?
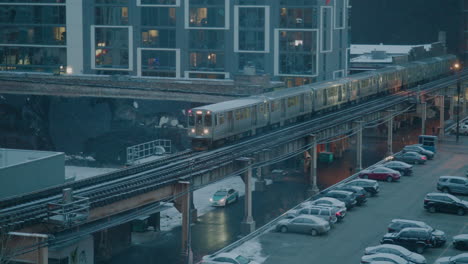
204, 112, 212, 126
196, 113, 203, 125
188, 112, 194, 126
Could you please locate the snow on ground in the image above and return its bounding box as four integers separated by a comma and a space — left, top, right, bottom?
160, 175, 253, 232
229, 238, 268, 264
65, 166, 119, 181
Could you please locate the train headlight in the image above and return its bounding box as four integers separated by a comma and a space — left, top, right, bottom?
203, 129, 209, 134
191, 128, 195, 133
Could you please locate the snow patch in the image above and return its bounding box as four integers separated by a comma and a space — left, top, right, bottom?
230, 238, 268, 264
65, 166, 118, 181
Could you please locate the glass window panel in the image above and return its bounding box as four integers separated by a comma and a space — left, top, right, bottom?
141, 28, 176, 48
278, 30, 317, 75
141, 7, 176, 26
280, 7, 317, 29
94, 27, 129, 69
189, 30, 224, 50
0, 6, 66, 24
189, 51, 224, 71
189, 7, 225, 27
95, 0, 128, 4
238, 53, 265, 73
0, 46, 66, 73
0, 26, 66, 45
141, 50, 176, 77
0, 0, 65, 3
140, 0, 177, 4
95, 6, 129, 25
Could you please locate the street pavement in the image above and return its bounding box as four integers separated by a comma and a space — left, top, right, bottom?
258, 136, 468, 264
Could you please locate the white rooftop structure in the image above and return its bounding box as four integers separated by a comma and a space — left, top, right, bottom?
350, 44, 432, 56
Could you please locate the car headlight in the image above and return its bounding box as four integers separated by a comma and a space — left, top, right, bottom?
209, 198, 213, 202
191, 128, 195, 133
220, 198, 225, 203
203, 128, 209, 134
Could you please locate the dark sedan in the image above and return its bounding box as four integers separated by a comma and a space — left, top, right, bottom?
358, 167, 401, 182
392, 151, 427, 164
381, 161, 413, 176
453, 234, 468, 250
403, 144, 434, 159
335, 185, 367, 205
323, 190, 357, 209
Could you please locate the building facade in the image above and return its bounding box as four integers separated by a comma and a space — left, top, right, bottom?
0, 0, 350, 86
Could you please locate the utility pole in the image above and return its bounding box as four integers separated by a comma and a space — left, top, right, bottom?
454, 62, 462, 143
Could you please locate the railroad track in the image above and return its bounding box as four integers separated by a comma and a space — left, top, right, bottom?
1, 72, 467, 232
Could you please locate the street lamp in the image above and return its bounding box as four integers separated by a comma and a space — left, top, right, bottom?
453, 62, 462, 142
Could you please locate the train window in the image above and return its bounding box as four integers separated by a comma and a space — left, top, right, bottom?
204, 113, 212, 126
235, 110, 241, 120
196, 114, 202, 125
218, 114, 225, 125
188, 114, 194, 126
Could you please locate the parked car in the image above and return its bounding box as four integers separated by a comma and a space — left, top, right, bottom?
452, 124, 468, 135
210, 188, 239, 207
381, 161, 413, 176
359, 167, 401, 182
301, 197, 347, 221
343, 179, 380, 196
392, 152, 427, 164
364, 244, 427, 264
323, 190, 357, 209
387, 219, 446, 247
287, 206, 339, 224
434, 253, 468, 264
381, 227, 436, 254
453, 234, 468, 250
361, 253, 410, 264
424, 192, 468, 216
335, 185, 367, 205
403, 145, 434, 159
199, 253, 259, 264
437, 176, 468, 195
276, 215, 330, 236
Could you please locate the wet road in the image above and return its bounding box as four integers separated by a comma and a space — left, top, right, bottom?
104, 120, 439, 264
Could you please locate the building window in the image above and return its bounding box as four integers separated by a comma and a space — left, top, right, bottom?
189, 51, 224, 72
138, 0, 178, 5
93, 26, 131, 70
276, 29, 318, 76
279, 7, 318, 29
0, 26, 66, 45
141, 7, 176, 26
238, 53, 265, 73
0, 46, 66, 73
334, 0, 345, 29
0, 0, 66, 3
95, 6, 129, 25
141, 29, 176, 48
320, 6, 332, 52
189, 30, 224, 50
140, 49, 177, 77
235, 6, 268, 52
187, 72, 226, 79
186, 0, 228, 29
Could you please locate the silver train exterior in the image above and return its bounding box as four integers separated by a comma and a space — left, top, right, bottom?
188, 55, 457, 150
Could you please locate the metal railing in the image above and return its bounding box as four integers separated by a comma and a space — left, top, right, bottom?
126, 139, 172, 165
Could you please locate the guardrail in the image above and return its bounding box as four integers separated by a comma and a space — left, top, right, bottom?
211, 154, 395, 256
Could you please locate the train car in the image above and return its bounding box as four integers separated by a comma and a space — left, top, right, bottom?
375, 66, 404, 94
262, 85, 314, 127
313, 80, 348, 112
188, 97, 267, 150
347, 70, 380, 102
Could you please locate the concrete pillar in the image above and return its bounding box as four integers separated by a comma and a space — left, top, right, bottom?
450, 96, 455, 120
307, 134, 319, 197
438, 95, 445, 139
421, 102, 427, 135
355, 121, 364, 171
237, 157, 255, 235
174, 181, 193, 264
386, 110, 394, 156
190, 192, 198, 222
148, 212, 161, 231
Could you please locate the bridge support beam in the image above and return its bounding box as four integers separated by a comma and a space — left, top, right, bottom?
386, 110, 394, 156
438, 95, 445, 139
307, 134, 319, 197
420, 102, 427, 135
355, 121, 364, 172
237, 157, 256, 235
174, 181, 193, 264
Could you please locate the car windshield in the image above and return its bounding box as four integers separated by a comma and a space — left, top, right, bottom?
214, 191, 227, 196
235, 255, 250, 264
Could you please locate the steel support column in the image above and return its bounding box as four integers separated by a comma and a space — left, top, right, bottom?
307, 134, 319, 196
386, 110, 394, 156
421, 102, 427, 135
438, 95, 445, 139
237, 157, 255, 234
355, 121, 364, 171
175, 181, 193, 264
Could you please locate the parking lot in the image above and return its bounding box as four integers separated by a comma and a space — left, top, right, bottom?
252, 136, 468, 264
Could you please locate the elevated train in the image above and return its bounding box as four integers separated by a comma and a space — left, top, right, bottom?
188, 55, 457, 150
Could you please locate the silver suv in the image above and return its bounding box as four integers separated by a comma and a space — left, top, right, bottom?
288, 205, 339, 224
437, 176, 468, 195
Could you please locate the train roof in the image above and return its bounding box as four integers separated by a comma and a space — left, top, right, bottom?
192, 97, 263, 112
261, 85, 312, 99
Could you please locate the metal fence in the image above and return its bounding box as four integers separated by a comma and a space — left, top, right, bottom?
126, 139, 172, 165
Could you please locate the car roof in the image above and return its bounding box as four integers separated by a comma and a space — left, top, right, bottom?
426, 192, 459, 199
390, 219, 427, 226
363, 253, 407, 262
439, 176, 466, 180
349, 179, 377, 184
296, 214, 328, 223
328, 190, 353, 195
399, 227, 429, 233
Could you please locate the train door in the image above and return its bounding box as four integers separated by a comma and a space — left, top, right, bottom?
252, 105, 257, 126
323, 89, 327, 106
281, 99, 286, 118
299, 94, 305, 113
227, 111, 234, 132
338, 85, 343, 102
195, 110, 204, 135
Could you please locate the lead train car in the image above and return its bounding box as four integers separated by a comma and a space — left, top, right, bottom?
188, 54, 457, 150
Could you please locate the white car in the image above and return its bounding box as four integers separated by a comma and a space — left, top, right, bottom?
434, 253, 468, 264
361, 253, 410, 264
199, 253, 259, 264
300, 197, 346, 210
364, 244, 426, 264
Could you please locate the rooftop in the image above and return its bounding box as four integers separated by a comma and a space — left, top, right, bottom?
0, 148, 63, 169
